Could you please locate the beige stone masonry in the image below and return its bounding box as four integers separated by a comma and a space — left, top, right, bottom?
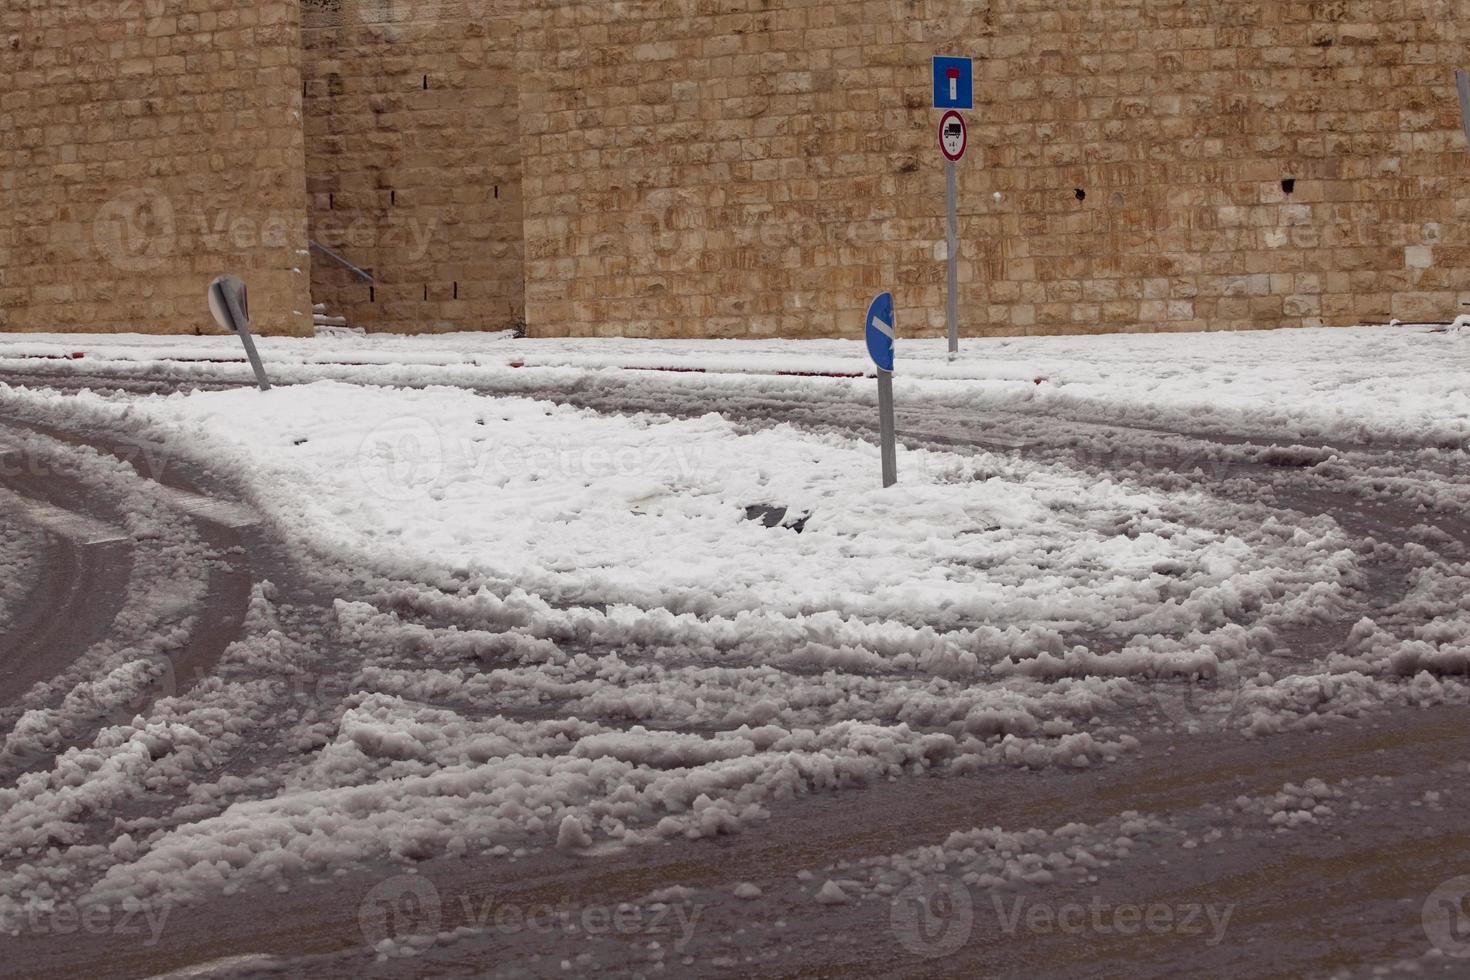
0, 0, 312, 335
301, 0, 525, 334
3, 0, 1469, 339
516, 0, 1470, 339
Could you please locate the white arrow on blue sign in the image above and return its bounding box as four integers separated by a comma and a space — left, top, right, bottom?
865, 291, 896, 373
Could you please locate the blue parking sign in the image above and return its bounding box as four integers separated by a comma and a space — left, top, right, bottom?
932, 56, 973, 110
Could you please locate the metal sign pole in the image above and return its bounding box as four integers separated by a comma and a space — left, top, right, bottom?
1457, 69, 1470, 153
946, 158, 959, 356
234, 317, 272, 393
934, 57, 971, 356
865, 291, 899, 488
878, 369, 897, 488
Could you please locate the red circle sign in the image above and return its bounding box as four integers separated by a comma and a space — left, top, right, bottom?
938, 110, 967, 162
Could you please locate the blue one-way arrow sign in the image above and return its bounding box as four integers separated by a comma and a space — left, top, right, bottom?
864, 291, 898, 487
865, 291, 896, 373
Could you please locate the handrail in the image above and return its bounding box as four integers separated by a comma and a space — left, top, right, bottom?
309, 240, 375, 284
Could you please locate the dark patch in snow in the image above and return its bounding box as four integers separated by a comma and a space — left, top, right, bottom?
744, 504, 808, 533
1255, 445, 1327, 469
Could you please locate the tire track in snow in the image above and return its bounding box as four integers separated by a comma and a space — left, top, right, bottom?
23, 704, 1470, 980
0, 513, 130, 710
0, 419, 255, 774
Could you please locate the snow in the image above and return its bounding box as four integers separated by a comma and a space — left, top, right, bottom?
41, 380, 1345, 650
0, 513, 38, 630
813, 880, 850, 905
556, 815, 592, 852
3, 323, 1470, 939
5, 322, 1470, 443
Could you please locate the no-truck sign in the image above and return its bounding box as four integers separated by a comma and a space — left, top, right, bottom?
939, 110, 967, 163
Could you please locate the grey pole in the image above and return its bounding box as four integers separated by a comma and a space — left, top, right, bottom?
233, 316, 272, 393
877, 369, 897, 488
946, 158, 959, 356
1457, 70, 1470, 153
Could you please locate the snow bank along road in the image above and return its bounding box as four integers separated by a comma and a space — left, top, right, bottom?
2, 327, 1470, 978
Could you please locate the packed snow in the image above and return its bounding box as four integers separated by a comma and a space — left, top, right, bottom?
0, 516, 37, 631
5, 322, 1470, 443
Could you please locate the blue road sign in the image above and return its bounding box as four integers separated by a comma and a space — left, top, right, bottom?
865, 292, 896, 373
932, 56, 973, 110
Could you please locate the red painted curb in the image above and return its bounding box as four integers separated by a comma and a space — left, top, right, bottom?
3, 352, 874, 382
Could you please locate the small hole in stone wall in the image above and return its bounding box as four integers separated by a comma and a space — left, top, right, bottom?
390, 190, 396, 206
453, 281, 459, 300
1074, 188, 1086, 202
328, 193, 334, 210
369, 286, 376, 303
494, 185, 499, 199
1281, 178, 1296, 195
424, 285, 429, 301
423, 75, 429, 90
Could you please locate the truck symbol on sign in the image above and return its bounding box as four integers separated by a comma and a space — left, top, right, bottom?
938, 110, 967, 162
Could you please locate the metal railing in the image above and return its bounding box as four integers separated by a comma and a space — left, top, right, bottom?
309, 240, 374, 284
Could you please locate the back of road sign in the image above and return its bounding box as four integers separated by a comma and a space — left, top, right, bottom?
207, 274, 272, 391
208, 275, 249, 335
866, 292, 896, 373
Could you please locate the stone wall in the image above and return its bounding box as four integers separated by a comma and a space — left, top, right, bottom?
516, 0, 1470, 339
5, 0, 1469, 340
0, 0, 312, 336
301, 0, 525, 334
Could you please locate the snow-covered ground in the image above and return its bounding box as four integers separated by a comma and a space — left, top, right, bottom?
5, 322, 1470, 443
2, 324, 1470, 975
0, 514, 37, 631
